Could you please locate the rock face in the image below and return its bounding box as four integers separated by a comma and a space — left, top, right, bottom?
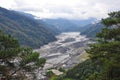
34, 32, 89, 79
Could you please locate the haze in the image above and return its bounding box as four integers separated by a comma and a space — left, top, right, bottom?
0, 0, 120, 19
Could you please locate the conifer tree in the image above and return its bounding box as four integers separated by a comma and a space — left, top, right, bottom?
87, 11, 120, 80
0, 30, 46, 80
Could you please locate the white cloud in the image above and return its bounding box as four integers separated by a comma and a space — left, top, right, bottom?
0, 0, 120, 20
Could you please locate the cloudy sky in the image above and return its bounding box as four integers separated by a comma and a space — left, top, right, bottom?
0, 0, 120, 20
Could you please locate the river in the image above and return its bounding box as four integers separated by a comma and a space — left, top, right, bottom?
35, 32, 89, 70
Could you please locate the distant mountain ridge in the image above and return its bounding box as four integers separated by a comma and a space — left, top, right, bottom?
80, 22, 104, 37
70, 18, 96, 26
15, 12, 100, 37
43, 18, 81, 32
15, 11, 61, 35
0, 7, 57, 48
43, 18, 96, 33
0, 6, 103, 49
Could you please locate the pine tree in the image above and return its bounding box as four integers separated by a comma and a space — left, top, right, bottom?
0, 30, 46, 80
87, 11, 120, 80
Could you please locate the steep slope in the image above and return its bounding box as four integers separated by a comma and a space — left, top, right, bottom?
0, 7, 56, 48
14, 11, 35, 19
15, 11, 61, 35
38, 20, 61, 35
54, 59, 102, 80
80, 22, 104, 38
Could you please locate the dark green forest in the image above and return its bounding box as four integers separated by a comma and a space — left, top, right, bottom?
0, 7, 57, 48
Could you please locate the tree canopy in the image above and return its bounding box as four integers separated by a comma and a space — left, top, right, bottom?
0, 30, 46, 80
52, 11, 120, 80
87, 11, 120, 80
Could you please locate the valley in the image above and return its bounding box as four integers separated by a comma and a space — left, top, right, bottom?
0, 1, 119, 80
34, 32, 89, 79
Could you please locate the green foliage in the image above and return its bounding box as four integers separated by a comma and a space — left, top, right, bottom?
87, 11, 120, 80
53, 11, 120, 80
102, 11, 120, 26
53, 60, 102, 80
0, 30, 46, 80
0, 7, 56, 48
35, 58, 46, 67
46, 70, 55, 78
0, 30, 20, 59
51, 74, 66, 80
58, 67, 65, 72
20, 52, 39, 66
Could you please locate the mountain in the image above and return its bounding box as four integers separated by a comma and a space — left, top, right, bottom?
80, 22, 104, 37
37, 19, 61, 35
0, 7, 57, 48
14, 11, 35, 19
43, 18, 80, 32
15, 11, 61, 35
43, 18, 96, 32
70, 18, 96, 26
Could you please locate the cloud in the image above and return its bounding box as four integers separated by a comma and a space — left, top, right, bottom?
0, 0, 120, 20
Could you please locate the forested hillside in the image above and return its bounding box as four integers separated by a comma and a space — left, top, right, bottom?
0, 7, 56, 48
43, 18, 80, 32
16, 11, 61, 35
80, 22, 104, 38
52, 11, 120, 80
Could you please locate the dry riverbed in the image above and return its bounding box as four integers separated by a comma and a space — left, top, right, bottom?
34, 32, 89, 79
